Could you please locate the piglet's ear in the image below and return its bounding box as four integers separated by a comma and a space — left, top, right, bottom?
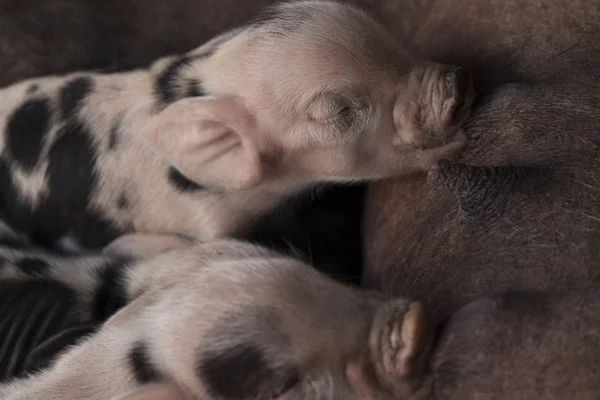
143, 97, 262, 191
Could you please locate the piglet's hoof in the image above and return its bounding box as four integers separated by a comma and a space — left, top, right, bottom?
373, 301, 433, 380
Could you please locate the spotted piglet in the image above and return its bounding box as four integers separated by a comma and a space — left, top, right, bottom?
0, 239, 434, 400
0, 0, 474, 252
3, 234, 600, 400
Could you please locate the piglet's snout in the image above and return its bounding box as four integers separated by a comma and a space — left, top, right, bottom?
392, 66, 474, 150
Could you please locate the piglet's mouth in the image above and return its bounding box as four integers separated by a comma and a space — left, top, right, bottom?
412, 128, 467, 152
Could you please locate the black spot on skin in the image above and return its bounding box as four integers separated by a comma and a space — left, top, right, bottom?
59, 77, 94, 119
91, 258, 131, 321
185, 79, 206, 98
5, 98, 52, 171
129, 342, 162, 384
0, 158, 39, 245
15, 258, 51, 277
198, 308, 300, 399
27, 84, 40, 94
0, 119, 101, 249
0, 99, 122, 251
155, 56, 192, 105
43, 120, 124, 249
42, 122, 96, 240
108, 121, 120, 150
168, 167, 205, 193
199, 343, 300, 400
117, 192, 129, 210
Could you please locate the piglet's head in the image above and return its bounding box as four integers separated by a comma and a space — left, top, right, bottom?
144, 1, 474, 191
227, 0, 475, 185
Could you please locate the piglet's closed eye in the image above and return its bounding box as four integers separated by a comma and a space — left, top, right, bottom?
142, 97, 263, 191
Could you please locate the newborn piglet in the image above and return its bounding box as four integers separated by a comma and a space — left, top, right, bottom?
0, 0, 474, 250
0, 239, 434, 400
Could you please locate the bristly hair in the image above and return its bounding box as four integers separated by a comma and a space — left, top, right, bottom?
249, 0, 336, 36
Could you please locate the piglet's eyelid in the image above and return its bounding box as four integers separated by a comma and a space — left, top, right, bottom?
306, 101, 350, 121
327, 99, 369, 115
321, 105, 365, 124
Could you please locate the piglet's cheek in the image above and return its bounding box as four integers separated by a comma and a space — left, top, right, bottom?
392, 102, 420, 147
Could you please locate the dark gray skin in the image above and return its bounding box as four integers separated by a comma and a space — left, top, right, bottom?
425, 283, 600, 400
364, 76, 600, 321
362, 1, 600, 396
2, 0, 600, 398
363, 0, 600, 322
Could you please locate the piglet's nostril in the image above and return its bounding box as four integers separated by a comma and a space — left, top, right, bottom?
444, 67, 473, 124
445, 67, 472, 96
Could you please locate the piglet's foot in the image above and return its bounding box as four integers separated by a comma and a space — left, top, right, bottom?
103, 233, 198, 259
374, 301, 433, 380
